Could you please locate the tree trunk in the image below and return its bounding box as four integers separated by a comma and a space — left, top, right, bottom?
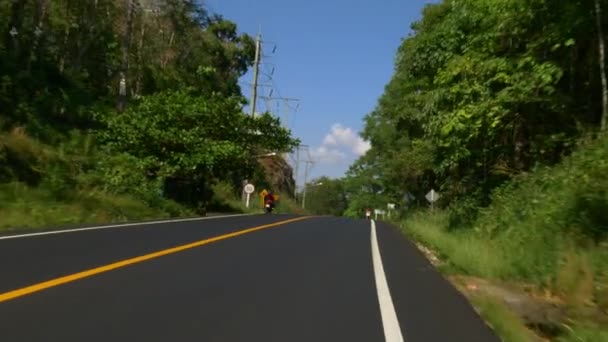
6, 0, 25, 61
135, 19, 146, 97
596, 0, 608, 131
58, 0, 72, 74
29, 0, 49, 69
118, 0, 135, 111
513, 115, 527, 171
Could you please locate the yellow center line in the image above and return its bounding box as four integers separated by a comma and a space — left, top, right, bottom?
0, 216, 312, 304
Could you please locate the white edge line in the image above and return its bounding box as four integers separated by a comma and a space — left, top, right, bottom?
371, 219, 405, 342
0, 213, 253, 240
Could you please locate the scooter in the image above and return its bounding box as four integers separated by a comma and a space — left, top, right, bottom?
264, 200, 274, 214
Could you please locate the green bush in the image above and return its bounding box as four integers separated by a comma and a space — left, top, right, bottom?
0, 128, 195, 231
459, 135, 608, 283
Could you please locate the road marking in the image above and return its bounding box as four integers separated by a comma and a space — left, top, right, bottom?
371, 219, 405, 342
0, 216, 311, 304
0, 214, 253, 240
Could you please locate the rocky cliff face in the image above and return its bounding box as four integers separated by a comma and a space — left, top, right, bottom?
257, 155, 295, 196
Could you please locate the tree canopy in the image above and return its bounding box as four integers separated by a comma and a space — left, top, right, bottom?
345, 0, 608, 222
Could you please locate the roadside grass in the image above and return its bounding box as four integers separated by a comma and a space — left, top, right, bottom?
0, 128, 195, 232
208, 181, 258, 214
557, 322, 608, 342
400, 212, 511, 279
398, 211, 608, 341
0, 182, 192, 232
470, 296, 540, 342
274, 193, 308, 215
0, 181, 306, 233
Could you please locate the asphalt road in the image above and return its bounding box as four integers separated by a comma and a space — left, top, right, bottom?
0, 214, 499, 342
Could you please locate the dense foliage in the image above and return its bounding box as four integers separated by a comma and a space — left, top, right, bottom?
0, 0, 298, 226
345, 0, 608, 227
302, 176, 348, 216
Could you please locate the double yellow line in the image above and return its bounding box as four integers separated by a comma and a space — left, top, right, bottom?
0, 216, 311, 304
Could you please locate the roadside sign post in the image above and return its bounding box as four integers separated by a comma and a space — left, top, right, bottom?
244, 183, 255, 208
387, 203, 395, 218
425, 189, 440, 210
260, 189, 268, 208
374, 209, 386, 220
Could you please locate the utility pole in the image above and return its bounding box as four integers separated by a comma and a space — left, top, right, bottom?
293, 146, 300, 198
292, 144, 310, 200
250, 31, 262, 117
302, 160, 314, 209
595, 0, 608, 131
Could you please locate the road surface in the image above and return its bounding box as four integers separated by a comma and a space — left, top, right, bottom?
0, 214, 499, 341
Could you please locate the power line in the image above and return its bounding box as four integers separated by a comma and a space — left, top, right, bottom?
260, 60, 300, 128
246, 31, 301, 132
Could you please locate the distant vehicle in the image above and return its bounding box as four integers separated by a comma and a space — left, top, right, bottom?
365, 208, 372, 220
265, 200, 274, 214
264, 191, 276, 214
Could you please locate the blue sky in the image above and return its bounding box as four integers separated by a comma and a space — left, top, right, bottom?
205, 0, 434, 186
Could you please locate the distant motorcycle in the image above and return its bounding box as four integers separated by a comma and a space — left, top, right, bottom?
365, 209, 372, 220
264, 200, 274, 214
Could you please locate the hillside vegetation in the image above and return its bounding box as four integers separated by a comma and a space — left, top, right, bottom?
0, 0, 298, 231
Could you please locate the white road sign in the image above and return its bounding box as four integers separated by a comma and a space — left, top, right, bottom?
425, 189, 440, 203
244, 183, 255, 194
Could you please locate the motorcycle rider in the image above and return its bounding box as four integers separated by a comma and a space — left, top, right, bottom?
264, 191, 276, 210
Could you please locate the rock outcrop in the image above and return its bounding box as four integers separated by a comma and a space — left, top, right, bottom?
257, 155, 295, 196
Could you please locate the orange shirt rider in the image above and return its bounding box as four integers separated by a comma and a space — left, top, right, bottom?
264, 192, 276, 207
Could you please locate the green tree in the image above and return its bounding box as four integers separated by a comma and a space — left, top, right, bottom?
303, 177, 348, 216
99, 90, 298, 210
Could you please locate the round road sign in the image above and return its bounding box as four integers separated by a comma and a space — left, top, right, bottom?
244, 183, 255, 194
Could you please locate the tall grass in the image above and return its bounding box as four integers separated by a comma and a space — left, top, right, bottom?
557, 323, 608, 342
401, 212, 512, 279
470, 296, 540, 342
274, 193, 308, 215
399, 135, 608, 341
0, 182, 191, 231
401, 212, 608, 341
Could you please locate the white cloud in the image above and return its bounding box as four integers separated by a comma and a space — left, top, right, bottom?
310, 146, 346, 164
303, 124, 371, 179
309, 123, 370, 166
322, 123, 371, 156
